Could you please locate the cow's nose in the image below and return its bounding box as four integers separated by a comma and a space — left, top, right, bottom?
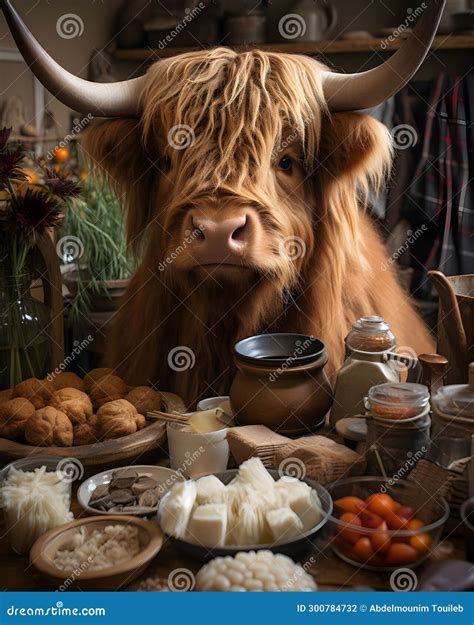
191, 213, 249, 263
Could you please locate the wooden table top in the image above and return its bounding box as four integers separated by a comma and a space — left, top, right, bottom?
0, 493, 466, 592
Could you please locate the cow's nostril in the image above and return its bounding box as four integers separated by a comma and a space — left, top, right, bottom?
231, 217, 248, 241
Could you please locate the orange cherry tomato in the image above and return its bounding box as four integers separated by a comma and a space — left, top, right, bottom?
366, 494, 400, 519
338, 512, 362, 545
360, 510, 384, 529
334, 496, 366, 515
383, 542, 419, 566
370, 521, 391, 554
397, 506, 415, 520
409, 533, 432, 553
352, 537, 374, 562
385, 510, 410, 530
407, 518, 425, 530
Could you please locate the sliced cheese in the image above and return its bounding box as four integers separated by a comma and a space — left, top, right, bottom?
159, 481, 196, 539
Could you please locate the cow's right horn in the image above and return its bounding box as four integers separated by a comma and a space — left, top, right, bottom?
1, 0, 145, 117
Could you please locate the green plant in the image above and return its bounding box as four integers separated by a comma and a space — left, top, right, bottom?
63, 171, 135, 327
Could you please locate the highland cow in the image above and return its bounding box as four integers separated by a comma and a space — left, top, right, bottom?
2, 0, 444, 406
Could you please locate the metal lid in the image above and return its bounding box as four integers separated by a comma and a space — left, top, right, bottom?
368, 382, 430, 410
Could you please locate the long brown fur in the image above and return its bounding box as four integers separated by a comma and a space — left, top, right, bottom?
83, 48, 434, 406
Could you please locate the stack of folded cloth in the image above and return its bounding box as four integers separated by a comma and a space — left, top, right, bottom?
273, 435, 366, 484
227, 425, 290, 467
227, 426, 366, 483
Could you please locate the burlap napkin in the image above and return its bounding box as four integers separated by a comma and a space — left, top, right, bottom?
273, 435, 366, 484
227, 425, 291, 466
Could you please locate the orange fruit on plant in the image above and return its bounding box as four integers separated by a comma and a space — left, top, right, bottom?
334, 496, 366, 515
338, 512, 362, 545
366, 493, 400, 519
383, 542, 419, 566
52, 146, 70, 162
409, 533, 432, 553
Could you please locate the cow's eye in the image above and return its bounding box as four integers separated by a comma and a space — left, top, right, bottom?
278, 156, 292, 172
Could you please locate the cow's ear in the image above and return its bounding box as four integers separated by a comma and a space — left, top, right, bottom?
316, 112, 392, 188
83, 119, 156, 254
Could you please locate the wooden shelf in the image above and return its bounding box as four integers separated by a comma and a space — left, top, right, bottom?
113, 35, 474, 61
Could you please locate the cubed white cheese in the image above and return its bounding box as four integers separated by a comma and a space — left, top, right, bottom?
266, 507, 304, 543
195, 475, 227, 505
187, 503, 228, 547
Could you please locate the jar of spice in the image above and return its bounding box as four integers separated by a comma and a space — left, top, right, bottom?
330, 316, 399, 425
365, 382, 431, 476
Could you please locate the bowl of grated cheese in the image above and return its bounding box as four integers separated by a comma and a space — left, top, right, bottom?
30, 515, 163, 590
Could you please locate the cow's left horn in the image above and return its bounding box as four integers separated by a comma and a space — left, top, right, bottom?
1, 0, 145, 117
321, 0, 446, 111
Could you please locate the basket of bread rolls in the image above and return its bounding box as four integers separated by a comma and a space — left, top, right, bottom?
0, 368, 186, 470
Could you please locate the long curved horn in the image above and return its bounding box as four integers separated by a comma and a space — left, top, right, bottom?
1, 0, 145, 117
322, 0, 446, 111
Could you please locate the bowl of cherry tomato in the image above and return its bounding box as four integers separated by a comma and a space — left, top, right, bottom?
328, 477, 449, 571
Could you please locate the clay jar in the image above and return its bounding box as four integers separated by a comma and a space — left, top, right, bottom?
229, 333, 333, 435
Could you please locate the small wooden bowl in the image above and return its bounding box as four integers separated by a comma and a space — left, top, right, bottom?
30, 516, 163, 590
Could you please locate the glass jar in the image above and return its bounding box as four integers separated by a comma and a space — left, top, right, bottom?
330, 317, 399, 425
0, 273, 52, 388
429, 363, 474, 468
345, 316, 396, 354
365, 383, 431, 476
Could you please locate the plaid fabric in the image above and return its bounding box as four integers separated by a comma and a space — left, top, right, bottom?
409, 73, 474, 278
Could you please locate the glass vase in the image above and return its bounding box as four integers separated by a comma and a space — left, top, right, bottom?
0, 273, 52, 388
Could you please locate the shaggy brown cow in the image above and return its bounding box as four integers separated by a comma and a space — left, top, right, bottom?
2, 1, 443, 406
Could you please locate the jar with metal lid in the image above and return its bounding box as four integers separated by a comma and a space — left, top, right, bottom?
429, 363, 474, 468
330, 316, 399, 425
365, 382, 431, 476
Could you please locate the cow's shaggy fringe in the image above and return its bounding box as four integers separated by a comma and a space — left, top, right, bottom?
84, 48, 433, 405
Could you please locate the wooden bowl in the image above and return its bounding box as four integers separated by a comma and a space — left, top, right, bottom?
0, 392, 184, 472
30, 515, 163, 590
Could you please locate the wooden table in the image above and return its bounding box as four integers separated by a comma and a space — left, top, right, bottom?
0, 493, 466, 592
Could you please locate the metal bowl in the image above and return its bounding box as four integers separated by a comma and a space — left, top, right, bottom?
234, 333, 325, 367
158, 469, 333, 562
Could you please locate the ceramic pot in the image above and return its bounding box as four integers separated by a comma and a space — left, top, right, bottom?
229, 333, 333, 435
